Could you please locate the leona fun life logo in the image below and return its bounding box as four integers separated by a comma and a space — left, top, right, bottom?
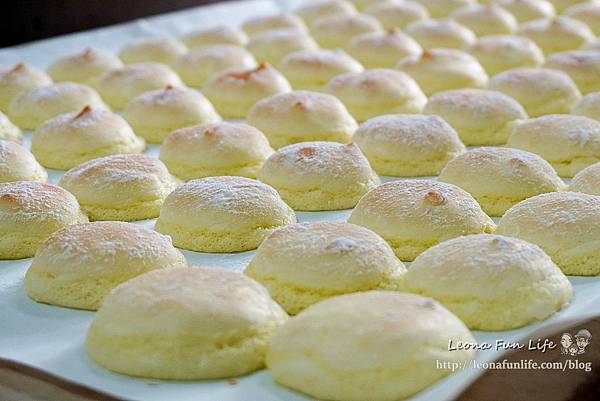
560, 329, 592, 356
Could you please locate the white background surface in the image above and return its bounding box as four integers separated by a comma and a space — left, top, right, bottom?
1, 1, 599, 400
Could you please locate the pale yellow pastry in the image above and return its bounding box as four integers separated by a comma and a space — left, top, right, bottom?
247, 28, 318, 65
8, 82, 107, 130
0, 182, 88, 259
488, 67, 581, 116
345, 28, 422, 68
419, 0, 476, 18
123, 86, 220, 143
267, 291, 475, 401
497, 192, 600, 275
31, 106, 145, 170
86, 267, 288, 379
242, 13, 307, 37
246, 221, 405, 315
572, 92, 600, 120
203, 63, 291, 119
507, 114, 600, 177
364, 0, 429, 30
405, 19, 476, 49
297, 0, 357, 25
325, 69, 426, 122
0, 140, 47, 183
258, 142, 380, 211
353, 114, 466, 176
569, 161, 600, 195
405, 234, 572, 330
310, 13, 383, 49
438, 147, 565, 216
349, 0, 392, 10
278, 49, 363, 91
47, 48, 123, 85
155, 176, 296, 252
450, 4, 518, 36
564, 1, 600, 36
549, 0, 588, 13
59, 154, 178, 221
0, 63, 52, 113
246, 90, 357, 149
159, 122, 273, 180
96, 62, 183, 109
119, 38, 187, 65
25, 221, 187, 310
582, 38, 600, 51
348, 179, 495, 260
544, 50, 600, 95
397, 49, 487, 95
517, 17, 594, 55
0, 112, 22, 142
174, 45, 256, 87
468, 35, 544, 75
424, 88, 527, 146
181, 25, 248, 49
295, 0, 356, 26
496, 0, 555, 22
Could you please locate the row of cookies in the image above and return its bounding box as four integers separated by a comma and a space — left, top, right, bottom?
17, 199, 576, 399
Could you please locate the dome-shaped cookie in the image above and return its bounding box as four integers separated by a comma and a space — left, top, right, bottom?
496, 0, 555, 23
517, 16, 594, 55
345, 28, 422, 69
155, 176, 296, 252
348, 179, 495, 261
25, 221, 187, 310
424, 88, 527, 145
245, 221, 406, 314
450, 4, 518, 36
242, 13, 307, 37
59, 154, 179, 221
497, 192, 600, 275
159, 122, 274, 180
118, 38, 187, 65
397, 49, 487, 96
181, 25, 248, 49
278, 49, 363, 92
47, 48, 123, 85
569, 161, 600, 195
544, 50, 600, 94
202, 63, 291, 119
364, 1, 429, 30
326, 69, 426, 122
86, 267, 288, 379
8, 82, 107, 130
438, 147, 565, 216
405, 19, 476, 49
267, 291, 475, 401
353, 114, 466, 177
405, 234, 572, 330
0, 63, 52, 113
0, 140, 47, 183
31, 106, 145, 170
468, 35, 544, 76
310, 13, 383, 49
96, 62, 183, 109
507, 114, 600, 177
247, 29, 318, 65
123, 86, 220, 143
246, 90, 357, 149
0, 112, 22, 142
173, 45, 256, 87
488, 67, 581, 116
258, 141, 380, 211
572, 92, 600, 121
0, 182, 88, 259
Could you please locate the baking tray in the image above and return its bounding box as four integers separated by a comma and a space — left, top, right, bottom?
2, 1, 600, 400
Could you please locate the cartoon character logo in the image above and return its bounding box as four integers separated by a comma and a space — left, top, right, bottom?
560, 333, 573, 355
575, 329, 592, 355
560, 329, 592, 355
